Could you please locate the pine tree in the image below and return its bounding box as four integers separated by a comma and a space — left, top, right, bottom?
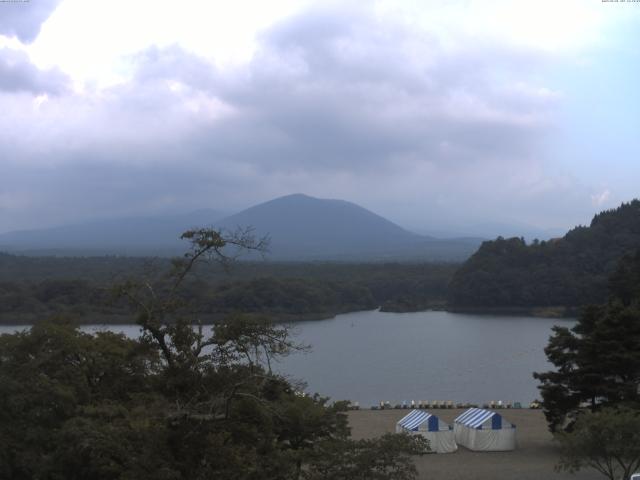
534, 250, 640, 432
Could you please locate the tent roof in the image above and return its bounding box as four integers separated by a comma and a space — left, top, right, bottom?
397, 410, 439, 431
454, 408, 504, 429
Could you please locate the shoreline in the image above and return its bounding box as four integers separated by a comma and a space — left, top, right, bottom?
0, 304, 580, 326
447, 305, 581, 318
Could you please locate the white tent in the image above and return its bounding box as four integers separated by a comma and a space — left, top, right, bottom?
395, 410, 457, 453
453, 408, 516, 451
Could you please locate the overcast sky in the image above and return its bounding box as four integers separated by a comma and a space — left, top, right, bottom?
0, 0, 638, 235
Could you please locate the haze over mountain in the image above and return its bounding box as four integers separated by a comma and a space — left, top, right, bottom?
216, 194, 423, 259
414, 222, 565, 243
0, 194, 481, 260
210, 193, 482, 261
0, 210, 226, 256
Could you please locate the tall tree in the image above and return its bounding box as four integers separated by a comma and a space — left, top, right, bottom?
556, 407, 640, 480
534, 250, 640, 432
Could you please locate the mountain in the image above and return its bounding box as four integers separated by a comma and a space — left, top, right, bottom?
448, 199, 640, 310
0, 194, 481, 260
414, 222, 564, 242
0, 210, 225, 256
215, 194, 479, 261
455, 222, 564, 242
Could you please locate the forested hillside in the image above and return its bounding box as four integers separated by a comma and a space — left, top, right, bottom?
0, 254, 455, 324
534, 249, 640, 432
448, 200, 640, 309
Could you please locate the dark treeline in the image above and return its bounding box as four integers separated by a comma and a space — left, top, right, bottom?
0, 253, 456, 324
532, 250, 640, 480
0, 229, 427, 480
4, 199, 640, 323
534, 249, 640, 432
449, 200, 640, 310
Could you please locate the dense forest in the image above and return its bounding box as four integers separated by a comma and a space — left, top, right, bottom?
0, 229, 427, 479
448, 200, 640, 311
530, 247, 640, 480
4, 200, 640, 324
0, 253, 455, 324
534, 249, 640, 432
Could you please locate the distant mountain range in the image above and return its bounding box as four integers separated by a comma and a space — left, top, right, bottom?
0, 210, 225, 256
415, 222, 565, 243
0, 194, 482, 261
215, 194, 480, 261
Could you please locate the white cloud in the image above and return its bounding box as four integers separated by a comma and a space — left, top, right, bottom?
591, 189, 611, 207
25, 0, 313, 88
23, 0, 627, 89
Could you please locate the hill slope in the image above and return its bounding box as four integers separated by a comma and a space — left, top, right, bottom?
0, 194, 481, 260
216, 194, 478, 260
448, 200, 640, 309
0, 210, 225, 255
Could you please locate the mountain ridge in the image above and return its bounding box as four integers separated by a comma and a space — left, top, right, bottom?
0, 209, 225, 255
214, 193, 481, 260
0, 194, 481, 260
448, 199, 640, 309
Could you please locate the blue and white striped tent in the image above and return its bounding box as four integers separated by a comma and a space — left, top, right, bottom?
453, 408, 516, 451
396, 410, 457, 453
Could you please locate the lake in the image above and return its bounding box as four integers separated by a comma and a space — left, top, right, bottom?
0, 309, 570, 407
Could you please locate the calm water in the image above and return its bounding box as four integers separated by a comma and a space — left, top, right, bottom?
0, 310, 571, 407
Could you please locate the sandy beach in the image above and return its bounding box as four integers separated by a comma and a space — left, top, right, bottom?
348, 408, 602, 480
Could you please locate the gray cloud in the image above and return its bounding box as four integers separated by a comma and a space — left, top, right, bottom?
0, 4, 603, 235
134, 9, 556, 176
0, 0, 62, 43
0, 48, 69, 94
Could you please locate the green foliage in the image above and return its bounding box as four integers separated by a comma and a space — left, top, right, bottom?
0, 316, 422, 479
556, 407, 640, 480
0, 319, 166, 480
0, 228, 423, 479
534, 250, 640, 432
609, 250, 640, 307
449, 200, 640, 308
304, 433, 429, 480
0, 255, 456, 324
207, 277, 376, 317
